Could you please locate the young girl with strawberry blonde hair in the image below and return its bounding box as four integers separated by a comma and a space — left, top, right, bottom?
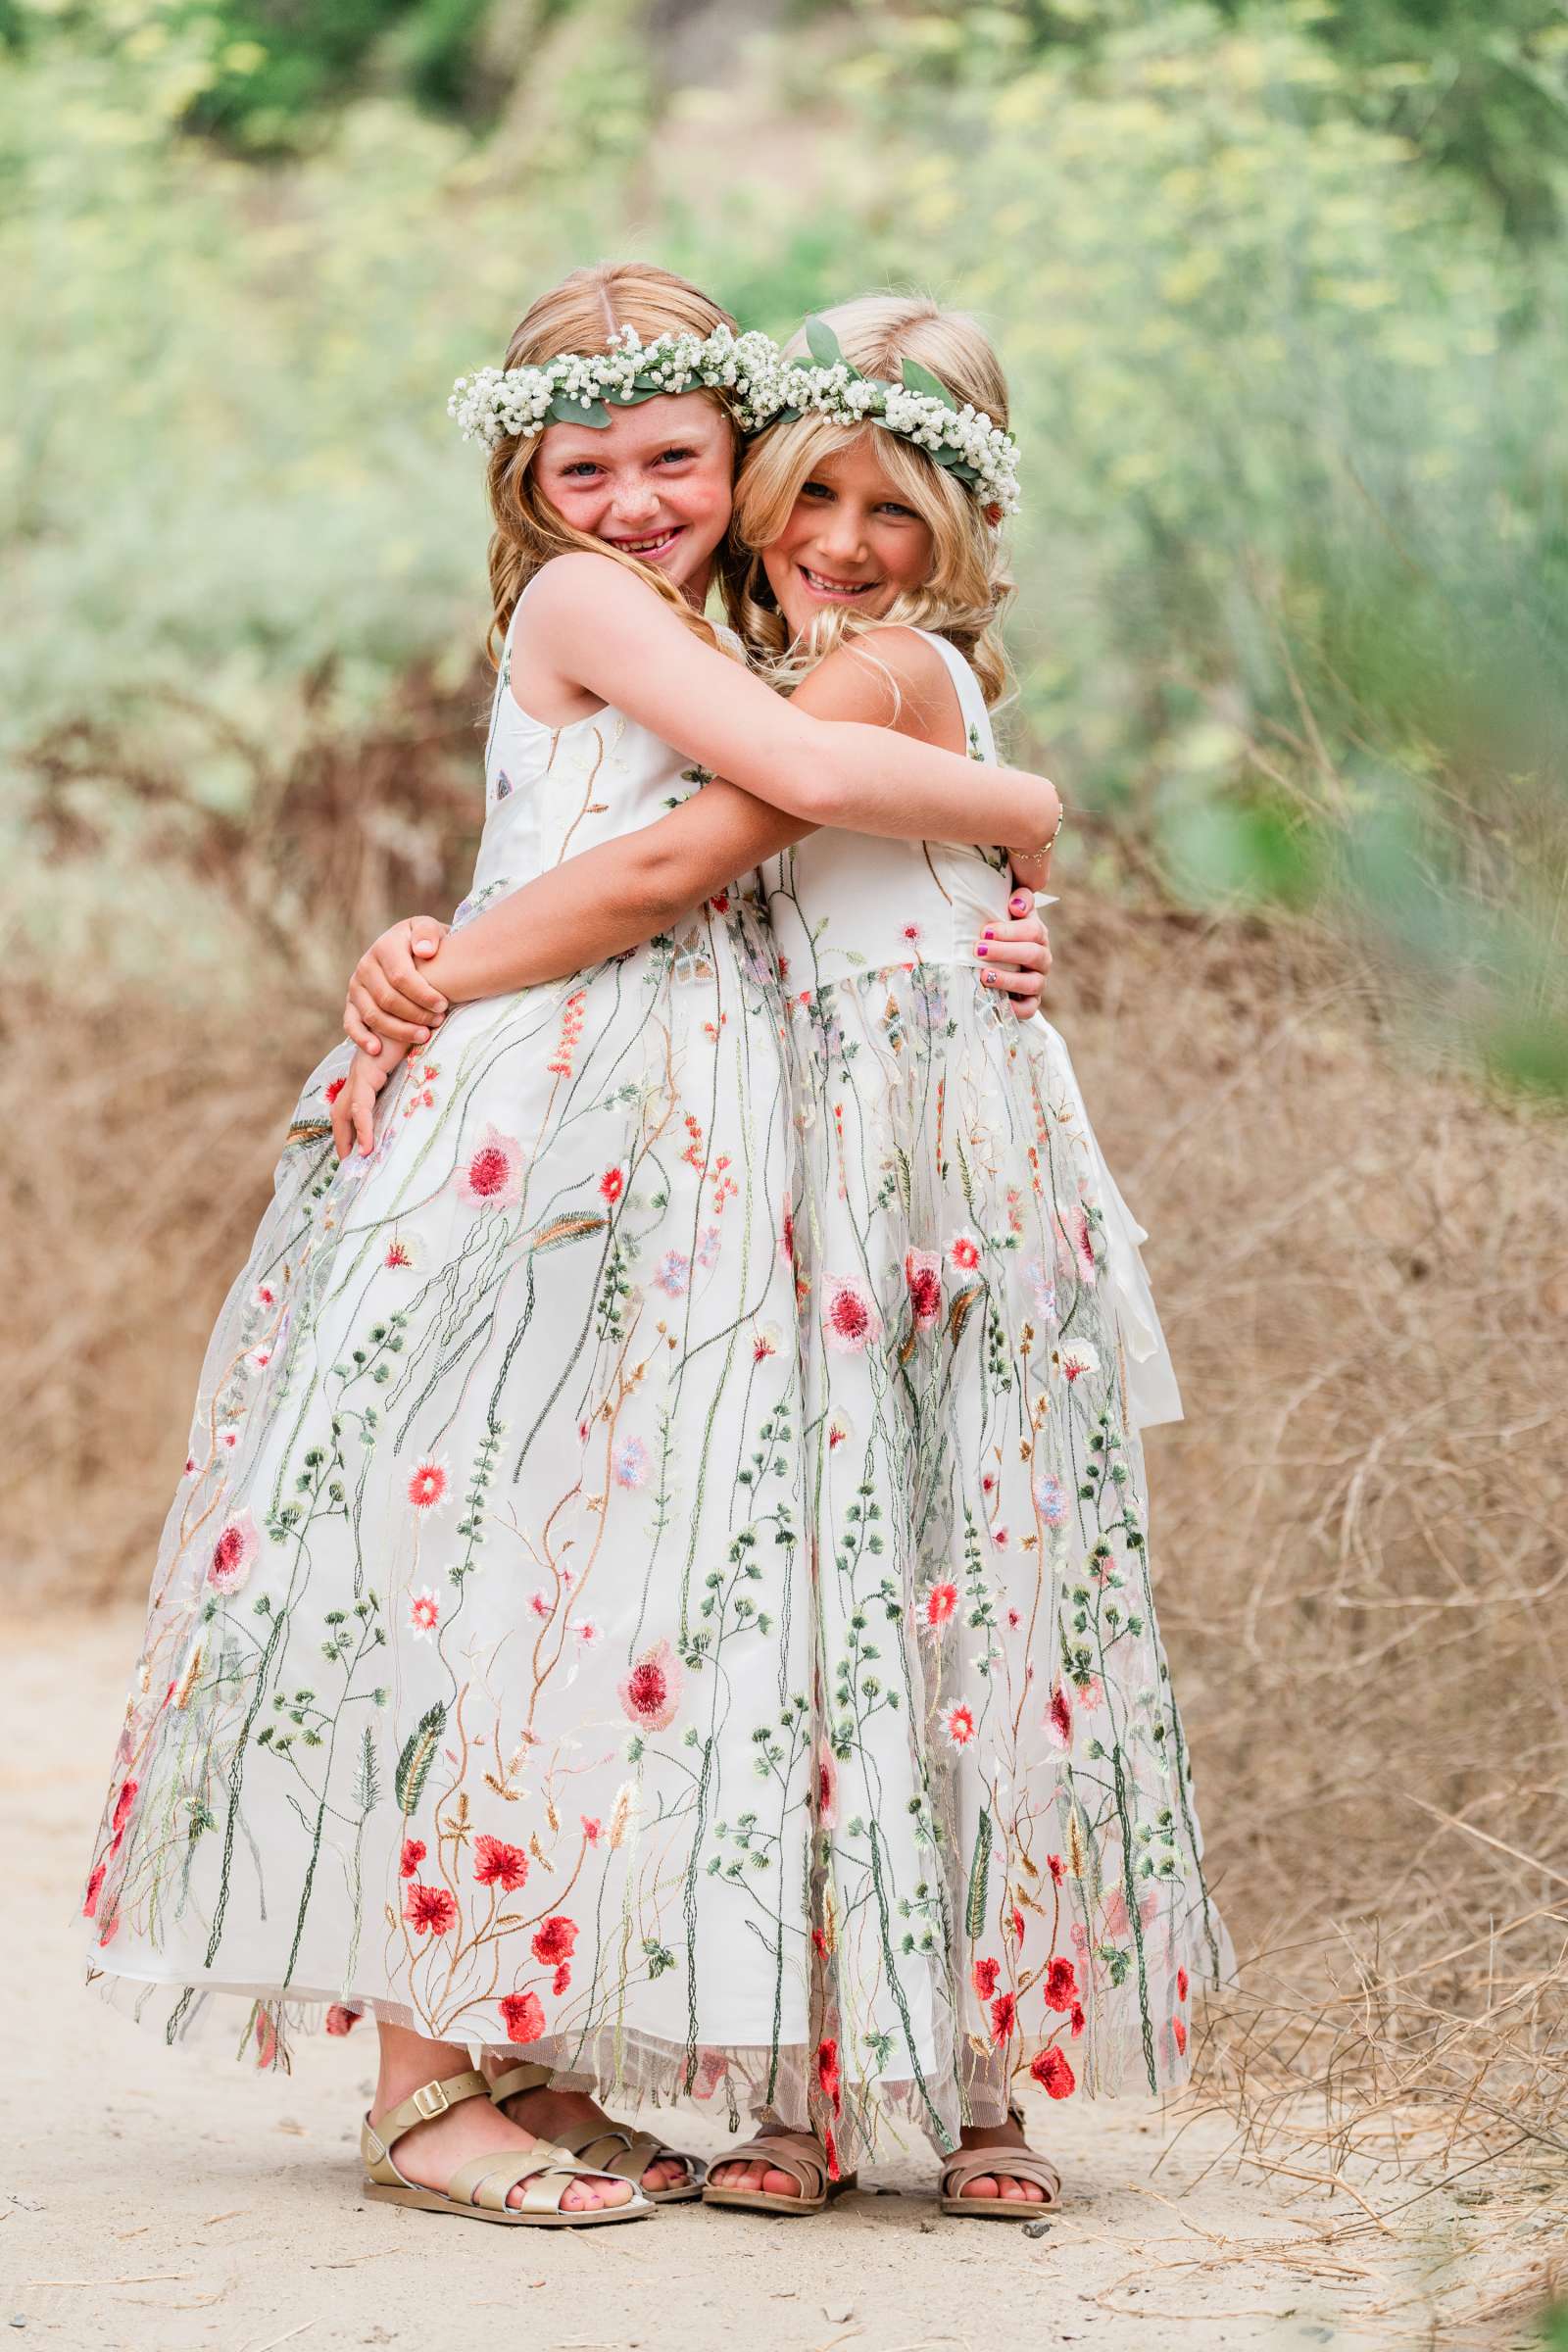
81, 262, 1062, 2232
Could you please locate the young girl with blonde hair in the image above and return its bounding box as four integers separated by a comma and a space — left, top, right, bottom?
81, 262, 1061, 2231
700, 294, 1228, 2215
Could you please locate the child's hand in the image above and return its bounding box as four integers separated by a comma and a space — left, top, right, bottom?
975, 890, 1052, 1020
330, 1045, 404, 1162
344, 917, 449, 1055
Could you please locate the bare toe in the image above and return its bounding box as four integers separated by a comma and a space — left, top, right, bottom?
961, 2174, 1001, 2201
760, 2165, 802, 2198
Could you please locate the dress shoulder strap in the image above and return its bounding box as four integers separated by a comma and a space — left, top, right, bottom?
906, 627, 996, 763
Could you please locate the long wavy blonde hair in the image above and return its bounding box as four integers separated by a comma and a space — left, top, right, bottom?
728, 295, 1014, 707
482, 261, 750, 663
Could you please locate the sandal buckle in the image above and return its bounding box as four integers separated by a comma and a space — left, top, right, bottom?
412, 2080, 451, 2121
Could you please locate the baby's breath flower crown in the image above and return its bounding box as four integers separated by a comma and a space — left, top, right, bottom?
448, 322, 783, 448
768, 317, 1022, 516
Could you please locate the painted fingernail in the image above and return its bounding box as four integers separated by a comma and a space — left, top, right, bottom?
1010, 894, 1028, 913
977, 944, 989, 956
984, 928, 995, 940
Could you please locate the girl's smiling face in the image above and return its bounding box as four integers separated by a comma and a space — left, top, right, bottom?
534, 392, 735, 606
761, 433, 936, 641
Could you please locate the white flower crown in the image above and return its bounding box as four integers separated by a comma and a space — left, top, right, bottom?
763, 317, 1021, 516
448, 314, 1022, 514
448, 322, 782, 449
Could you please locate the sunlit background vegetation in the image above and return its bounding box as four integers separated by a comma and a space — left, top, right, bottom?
7, 6, 1567, 2331
6, 0, 1567, 1087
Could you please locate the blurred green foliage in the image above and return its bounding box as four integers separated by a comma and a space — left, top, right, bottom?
4, 0, 1565, 1084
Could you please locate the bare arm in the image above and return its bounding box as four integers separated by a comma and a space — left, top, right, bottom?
403, 628, 969, 1007
521, 555, 1060, 850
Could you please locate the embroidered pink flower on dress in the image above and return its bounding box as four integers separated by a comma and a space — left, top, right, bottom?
948, 1231, 982, 1275
324, 2003, 362, 2035
209, 1511, 260, 1596
1067, 1202, 1100, 1285
1025, 1258, 1057, 1322
473, 1835, 529, 1892
924, 1582, 958, 1629
1174, 2017, 1188, 2055
408, 1588, 440, 1641
528, 1589, 552, 1619
82, 1863, 106, 1919
824, 1276, 880, 1353
905, 1250, 942, 1329
407, 1460, 449, 1511
500, 1989, 545, 2042
1047, 1854, 1065, 1886
943, 1701, 977, 1748
618, 1639, 682, 1732
400, 1838, 425, 1878
816, 1741, 838, 1830
1058, 1342, 1099, 1386
404, 1882, 458, 1935
384, 1236, 418, 1271
457, 1125, 524, 1210
1047, 1683, 1072, 1748
581, 1816, 602, 1844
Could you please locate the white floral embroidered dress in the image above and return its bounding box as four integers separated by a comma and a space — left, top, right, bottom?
761, 629, 1230, 2169
83, 586, 817, 2113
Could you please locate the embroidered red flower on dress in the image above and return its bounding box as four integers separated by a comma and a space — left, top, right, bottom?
324, 2003, 362, 2036
82, 1863, 106, 1919
500, 1989, 545, 2043
1043, 1956, 1078, 2013
399, 1837, 426, 1879
972, 1956, 1001, 2000
816, 2037, 842, 2113
407, 1461, 449, 1510
989, 1990, 1017, 2041
905, 1250, 942, 1329
531, 1914, 578, 1966
948, 1230, 982, 1274
1046, 1684, 1072, 1748
1174, 2017, 1188, 2055
924, 1582, 958, 1629
324, 1077, 347, 1104
1031, 2046, 1076, 2099
1177, 1967, 1189, 2001
1047, 1853, 1065, 1886
403, 1882, 458, 1936
473, 1835, 529, 1893
553, 1962, 571, 1995
1070, 2003, 1086, 2038
600, 1167, 625, 1204
112, 1778, 138, 1836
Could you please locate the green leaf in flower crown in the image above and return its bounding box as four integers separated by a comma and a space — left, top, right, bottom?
901, 356, 953, 405
931, 447, 981, 486
805, 316, 847, 370
547, 394, 612, 428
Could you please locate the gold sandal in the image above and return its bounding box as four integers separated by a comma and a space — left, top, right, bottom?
702, 2131, 857, 2217
361, 2067, 655, 2228
938, 2110, 1061, 2220
489, 2060, 706, 2206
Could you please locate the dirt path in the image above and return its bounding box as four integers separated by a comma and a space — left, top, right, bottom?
3, 1611, 1492, 2352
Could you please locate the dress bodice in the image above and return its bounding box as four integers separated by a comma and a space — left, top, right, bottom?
760, 629, 1011, 985
455, 579, 717, 928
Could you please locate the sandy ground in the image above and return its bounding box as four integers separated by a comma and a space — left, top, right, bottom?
2, 1612, 1511, 2352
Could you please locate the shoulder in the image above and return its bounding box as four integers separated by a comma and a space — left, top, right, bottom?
794, 625, 960, 740
521, 550, 663, 632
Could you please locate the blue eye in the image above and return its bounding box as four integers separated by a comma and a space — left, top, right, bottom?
656, 447, 698, 466
800, 481, 834, 501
